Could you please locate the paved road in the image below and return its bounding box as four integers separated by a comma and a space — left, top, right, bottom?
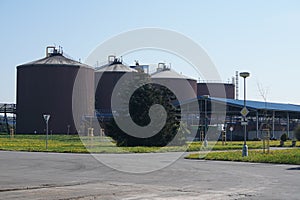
0, 151, 299, 200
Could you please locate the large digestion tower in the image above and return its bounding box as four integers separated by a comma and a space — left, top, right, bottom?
95, 56, 137, 115
151, 63, 197, 102
16, 46, 94, 134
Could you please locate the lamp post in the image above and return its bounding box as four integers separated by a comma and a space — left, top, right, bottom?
240, 72, 250, 157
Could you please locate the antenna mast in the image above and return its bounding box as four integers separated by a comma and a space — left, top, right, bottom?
235, 71, 239, 99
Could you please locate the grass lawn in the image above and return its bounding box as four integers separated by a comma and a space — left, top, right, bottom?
186, 140, 299, 151
186, 149, 300, 165
0, 133, 299, 154
0, 134, 88, 153
0, 134, 187, 153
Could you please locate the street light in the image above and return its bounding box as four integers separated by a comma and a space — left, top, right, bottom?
240, 72, 250, 157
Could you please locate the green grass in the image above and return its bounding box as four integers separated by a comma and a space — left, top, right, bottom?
0, 134, 187, 153
186, 149, 300, 165
186, 140, 299, 151
0, 134, 88, 153
0, 134, 299, 154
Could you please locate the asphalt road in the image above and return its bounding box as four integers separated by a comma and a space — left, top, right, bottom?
0, 150, 299, 200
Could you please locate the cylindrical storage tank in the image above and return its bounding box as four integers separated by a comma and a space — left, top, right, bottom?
95, 58, 137, 114
151, 64, 197, 102
16, 47, 94, 134
197, 82, 234, 99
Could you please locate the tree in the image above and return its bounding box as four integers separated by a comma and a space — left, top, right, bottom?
105, 75, 183, 147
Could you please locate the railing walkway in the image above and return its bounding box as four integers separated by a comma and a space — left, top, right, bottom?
0, 104, 16, 114
0, 103, 16, 134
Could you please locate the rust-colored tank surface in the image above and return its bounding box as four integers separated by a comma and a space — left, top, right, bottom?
16, 48, 94, 134
95, 59, 137, 114
151, 66, 197, 102
197, 83, 235, 99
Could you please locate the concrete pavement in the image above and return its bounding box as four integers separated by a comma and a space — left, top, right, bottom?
0, 151, 299, 199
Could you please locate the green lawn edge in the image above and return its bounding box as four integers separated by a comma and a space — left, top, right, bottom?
0, 134, 299, 154
185, 149, 300, 165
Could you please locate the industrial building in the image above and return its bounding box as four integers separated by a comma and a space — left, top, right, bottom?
16, 47, 94, 134
10, 46, 300, 141
95, 61, 198, 120
182, 96, 300, 140
151, 63, 197, 102
95, 56, 138, 115
197, 82, 235, 99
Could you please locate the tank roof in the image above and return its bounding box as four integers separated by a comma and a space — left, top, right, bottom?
17, 54, 92, 69
96, 60, 137, 72
151, 68, 195, 80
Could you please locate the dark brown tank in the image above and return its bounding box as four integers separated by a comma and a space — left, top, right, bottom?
16, 47, 94, 134
197, 82, 235, 99
151, 64, 197, 102
95, 58, 137, 114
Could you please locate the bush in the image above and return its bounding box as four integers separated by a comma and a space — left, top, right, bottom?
294, 125, 300, 141
280, 133, 287, 141
105, 83, 183, 147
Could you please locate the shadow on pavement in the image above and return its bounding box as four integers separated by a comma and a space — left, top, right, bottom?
286, 167, 300, 170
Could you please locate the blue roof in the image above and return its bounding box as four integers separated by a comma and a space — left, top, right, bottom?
209, 97, 300, 113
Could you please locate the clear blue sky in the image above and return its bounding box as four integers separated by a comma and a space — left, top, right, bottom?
1, 0, 300, 104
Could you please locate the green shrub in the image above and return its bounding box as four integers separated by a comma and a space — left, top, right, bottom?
294, 125, 300, 141
105, 83, 182, 147
280, 133, 287, 141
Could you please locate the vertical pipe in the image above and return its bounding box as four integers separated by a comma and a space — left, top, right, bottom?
188, 103, 190, 125
235, 71, 239, 100
205, 98, 207, 138
287, 112, 290, 139
256, 111, 259, 139
200, 99, 203, 141
4, 104, 8, 134
272, 111, 275, 139
203, 96, 209, 146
